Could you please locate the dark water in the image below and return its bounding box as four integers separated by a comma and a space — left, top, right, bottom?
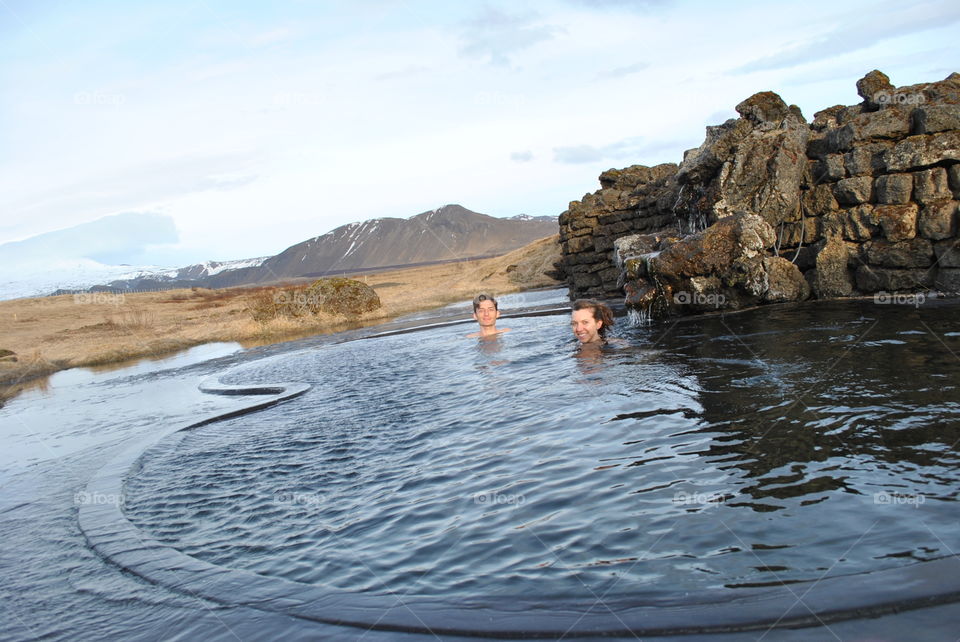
125, 299, 960, 599
4, 294, 960, 639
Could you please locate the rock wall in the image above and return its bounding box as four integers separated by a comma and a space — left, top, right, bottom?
557, 163, 678, 297
558, 70, 960, 316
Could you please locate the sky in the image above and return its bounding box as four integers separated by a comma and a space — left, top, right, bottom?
1, 0, 958, 267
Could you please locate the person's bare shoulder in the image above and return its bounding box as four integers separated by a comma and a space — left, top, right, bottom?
467, 328, 510, 338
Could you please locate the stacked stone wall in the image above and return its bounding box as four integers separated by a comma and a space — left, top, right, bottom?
557, 70, 960, 312
558, 164, 677, 297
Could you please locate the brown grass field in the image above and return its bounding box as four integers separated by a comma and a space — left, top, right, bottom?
0, 235, 562, 402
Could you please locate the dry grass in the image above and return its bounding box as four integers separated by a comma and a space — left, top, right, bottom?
0, 235, 562, 398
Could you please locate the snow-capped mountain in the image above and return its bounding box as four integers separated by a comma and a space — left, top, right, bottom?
156, 256, 269, 281
0, 259, 175, 301
82, 204, 557, 292
257, 204, 557, 283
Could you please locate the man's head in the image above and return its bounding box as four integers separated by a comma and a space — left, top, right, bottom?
473, 293, 499, 313
472, 293, 500, 327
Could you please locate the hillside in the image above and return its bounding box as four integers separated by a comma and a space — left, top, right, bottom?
88, 205, 557, 292
0, 234, 563, 399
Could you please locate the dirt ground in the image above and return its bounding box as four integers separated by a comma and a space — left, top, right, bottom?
0, 235, 562, 400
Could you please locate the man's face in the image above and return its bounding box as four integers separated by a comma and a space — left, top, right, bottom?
571, 308, 603, 343
473, 300, 500, 327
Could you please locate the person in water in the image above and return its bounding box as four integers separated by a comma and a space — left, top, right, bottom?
571, 298, 614, 345
466, 293, 511, 338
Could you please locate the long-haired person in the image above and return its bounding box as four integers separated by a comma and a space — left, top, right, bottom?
570, 299, 614, 345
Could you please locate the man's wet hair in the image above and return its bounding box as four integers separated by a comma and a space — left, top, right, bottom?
572, 299, 615, 337
473, 293, 498, 313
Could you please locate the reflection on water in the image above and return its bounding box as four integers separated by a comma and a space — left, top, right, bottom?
0, 342, 243, 407
123, 300, 960, 599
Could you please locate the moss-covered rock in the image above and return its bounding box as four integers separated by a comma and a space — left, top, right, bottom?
305, 277, 381, 316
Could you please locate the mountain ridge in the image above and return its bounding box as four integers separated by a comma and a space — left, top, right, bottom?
76, 204, 557, 293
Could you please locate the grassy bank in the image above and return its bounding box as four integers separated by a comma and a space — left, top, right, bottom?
0, 235, 562, 401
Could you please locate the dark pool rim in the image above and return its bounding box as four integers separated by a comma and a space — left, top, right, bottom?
79, 375, 960, 638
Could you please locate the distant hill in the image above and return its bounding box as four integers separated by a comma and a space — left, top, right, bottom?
80, 205, 558, 293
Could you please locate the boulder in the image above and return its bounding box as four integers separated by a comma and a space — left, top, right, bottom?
950, 164, 960, 197
843, 205, 879, 241
856, 266, 934, 292
934, 239, 960, 267
912, 105, 960, 135
613, 230, 680, 280
935, 269, 960, 292
875, 204, 918, 241
835, 109, 911, 149
862, 238, 934, 268
833, 176, 874, 205
622, 213, 809, 316
843, 141, 893, 176
814, 154, 846, 182
874, 173, 913, 204
913, 167, 952, 203
305, 277, 381, 315
675, 93, 808, 228
857, 70, 895, 111
736, 91, 792, 126
763, 256, 811, 302
885, 131, 960, 171
918, 200, 958, 240
802, 183, 840, 218
810, 236, 854, 297
651, 213, 775, 281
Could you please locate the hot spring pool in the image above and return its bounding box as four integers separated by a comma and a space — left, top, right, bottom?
81, 298, 960, 636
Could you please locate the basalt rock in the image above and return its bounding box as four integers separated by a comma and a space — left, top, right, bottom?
556, 70, 960, 319
674, 93, 809, 230
621, 213, 809, 314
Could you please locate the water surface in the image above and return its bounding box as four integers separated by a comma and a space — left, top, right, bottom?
126, 299, 960, 598
3, 294, 960, 639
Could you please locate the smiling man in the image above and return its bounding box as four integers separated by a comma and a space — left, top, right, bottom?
466, 293, 511, 338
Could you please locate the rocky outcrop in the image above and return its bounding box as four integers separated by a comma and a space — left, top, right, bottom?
558, 70, 960, 318
616, 214, 808, 316
558, 164, 678, 297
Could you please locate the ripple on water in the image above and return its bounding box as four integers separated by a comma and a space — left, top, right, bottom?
124, 303, 960, 599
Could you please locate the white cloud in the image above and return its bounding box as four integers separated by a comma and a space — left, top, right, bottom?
736, 0, 960, 73
1, 0, 956, 271
553, 137, 688, 164
595, 61, 649, 80
457, 6, 564, 66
